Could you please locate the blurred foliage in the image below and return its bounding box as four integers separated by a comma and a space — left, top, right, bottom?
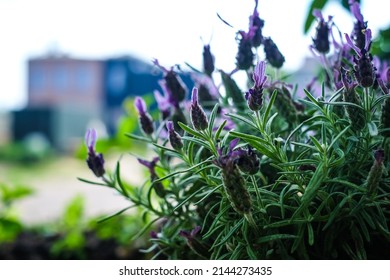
0, 141, 53, 164
0, 183, 33, 242
371, 26, 390, 61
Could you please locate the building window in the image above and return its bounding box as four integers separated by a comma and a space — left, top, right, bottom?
30, 66, 45, 91
75, 65, 93, 93
52, 65, 68, 92
108, 64, 126, 95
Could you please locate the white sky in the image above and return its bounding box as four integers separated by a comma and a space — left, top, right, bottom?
0, 0, 389, 110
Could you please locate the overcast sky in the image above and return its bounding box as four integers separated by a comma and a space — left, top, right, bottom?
0, 0, 389, 110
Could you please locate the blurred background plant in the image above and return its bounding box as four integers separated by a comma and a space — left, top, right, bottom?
1, 0, 389, 260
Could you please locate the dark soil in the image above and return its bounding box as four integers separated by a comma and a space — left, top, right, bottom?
0, 231, 146, 260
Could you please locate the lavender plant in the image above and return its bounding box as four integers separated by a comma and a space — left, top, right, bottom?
81, 0, 389, 259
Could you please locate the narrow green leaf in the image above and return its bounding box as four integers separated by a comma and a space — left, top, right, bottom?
97, 205, 135, 223
131, 217, 161, 241
125, 133, 152, 143
367, 121, 378, 136
307, 223, 314, 246
77, 177, 110, 187
213, 218, 244, 247
322, 194, 349, 231
262, 89, 278, 129
258, 234, 297, 244
214, 120, 227, 142
327, 125, 350, 152
225, 113, 258, 130
309, 135, 324, 153
208, 103, 220, 134
178, 121, 204, 139
116, 162, 129, 197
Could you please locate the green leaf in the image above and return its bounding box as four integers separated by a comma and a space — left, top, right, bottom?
257, 234, 297, 244
262, 89, 278, 129
214, 120, 227, 142
304, 0, 329, 33
178, 122, 204, 139
125, 133, 152, 143
208, 103, 220, 134
367, 121, 378, 136
213, 218, 244, 247
225, 113, 258, 130
77, 177, 110, 187
115, 162, 129, 197
292, 162, 328, 220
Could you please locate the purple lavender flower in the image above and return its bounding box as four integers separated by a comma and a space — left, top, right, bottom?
153, 59, 187, 104
245, 60, 267, 111
192, 73, 220, 111
138, 157, 166, 198
85, 128, 105, 177
311, 9, 333, 54
166, 121, 183, 151
138, 157, 159, 178
190, 87, 209, 131
202, 44, 215, 77
134, 96, 154, 135
263, 37, 285, 69
345, 31, 376, 88
236, 29, 255, 70
249, 0, 265, 48
366, 148, 385, 195
349, 0, 368, 51
154, 90, 171, 120
214, 139, 252, 214
179, 226, 209, 259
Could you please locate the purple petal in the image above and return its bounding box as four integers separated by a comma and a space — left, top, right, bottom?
154, 90, 170, 111
191, 226, 201, 236
229, 138, 240, 152
191, 87, 199, 105
364, 29, 372, 51
344, 33, 361, 56
85, 128, 97, 150
166, 121, 174, 132
134, 96, 147, 115
312, 9, 324, 21
350, 2, 364, 22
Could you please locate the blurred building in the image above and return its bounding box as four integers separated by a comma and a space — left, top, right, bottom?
12, 53, 194, 152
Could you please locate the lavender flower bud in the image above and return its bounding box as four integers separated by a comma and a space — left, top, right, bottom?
85, 129, 105, 177
312, 10, 331, 54
249, 0, 264, 48
236, 30, 255, 70
350, 1, 368, 51
179, 226, 210, 259
263, 37, 285, 69
221, 161, 252, 214
233, 147, 260, 175
190, 88, 208, 131
214, 139, 252, 215
366, 149, 384, 195
153, 59, 187, 104
165, 70, 187, 103
167, 121, 183, 150
138, 157, 166, 198
134, 96, 154, 135
202, 44, 215, 77
270, 86, 299, 124
345, 32, 376, 88
245, 60, 267, 111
